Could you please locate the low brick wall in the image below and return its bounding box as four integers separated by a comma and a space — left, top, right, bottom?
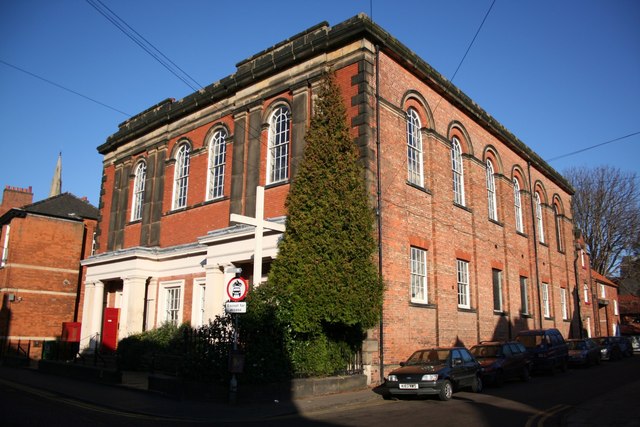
38, 360, 122, 384
148, 374, 368, 402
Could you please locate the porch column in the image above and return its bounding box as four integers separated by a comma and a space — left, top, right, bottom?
79, 281, 95, 351
204, 263, 226, 320
120, 275, 147, 338
90, 281, 104, 351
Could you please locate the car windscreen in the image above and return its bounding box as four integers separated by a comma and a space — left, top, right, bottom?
406, 350, 450, 365
567, 341, 587, 350
470, 345, 501, 358
516, 335, 543, 349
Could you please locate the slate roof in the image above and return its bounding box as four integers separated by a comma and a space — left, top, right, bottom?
0, 192, 99, 224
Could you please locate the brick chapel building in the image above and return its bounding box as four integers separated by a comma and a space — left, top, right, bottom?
0, 187, 98, 359
80, 15, 615, 382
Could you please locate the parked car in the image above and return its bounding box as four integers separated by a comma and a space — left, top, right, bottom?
593, 337, 623, 361
470, 341, 532, 386
613, 336, 633, 357
566, 338, 601, 367
515, 328, 569, 374
626, 335, 640, 354
384, 347, 482, 401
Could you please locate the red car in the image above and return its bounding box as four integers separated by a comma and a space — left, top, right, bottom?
470, 341, 532, 386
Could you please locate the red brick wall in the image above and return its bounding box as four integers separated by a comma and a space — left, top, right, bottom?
0, 214, 91, 358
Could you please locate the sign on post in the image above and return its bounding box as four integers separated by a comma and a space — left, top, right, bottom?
226, 277, 248, 302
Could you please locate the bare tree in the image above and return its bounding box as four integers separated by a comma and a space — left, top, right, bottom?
564, 165, 640, 277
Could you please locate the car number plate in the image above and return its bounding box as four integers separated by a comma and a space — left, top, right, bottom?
399, 383, 419, 389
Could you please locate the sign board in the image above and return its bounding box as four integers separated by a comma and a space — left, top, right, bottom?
226, 277, 248, 302
225, 302, 247, 314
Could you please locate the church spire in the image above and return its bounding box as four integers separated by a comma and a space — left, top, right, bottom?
49, 152, 62, 197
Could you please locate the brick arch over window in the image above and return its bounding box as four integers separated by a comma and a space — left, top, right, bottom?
511, 166, 528, 192
401, 90, 434, 129
169, 138, 193, 160
447, 122, 474, 156
482, 145, 504, 175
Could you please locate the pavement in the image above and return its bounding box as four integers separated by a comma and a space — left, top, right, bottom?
0, 363, 638, 426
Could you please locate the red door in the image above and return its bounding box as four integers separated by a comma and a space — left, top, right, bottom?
101, 308, 120, 352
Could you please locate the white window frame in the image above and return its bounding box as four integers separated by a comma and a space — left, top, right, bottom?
172, 143, 190, 210
513, 178, 524, 233
1, 224, 10, 267
160, 280, 184, 325
451, 138, 465, 205
206, 129, 227, 200
410, 247, 428, 304
457, 260, 470, 309
520, 276, 529, 315
191, 278, 207, 327
542, 282, 550, 318
586, 316, 592, 338
599, 283, 606, 298
560, 288, 568, 320
614, 299, 619, 316
267, 105, 290, 184
583, 283, 590, 304
535, 192, 545, 243
486, 159, 497, 221
406, 108, 424, 187
493, 269, 503, 312
131, 161, 146, 221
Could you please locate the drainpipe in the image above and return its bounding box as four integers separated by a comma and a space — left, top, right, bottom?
527, 162, 543, 329
375, 44, 384, 384
73, 223, 89, 322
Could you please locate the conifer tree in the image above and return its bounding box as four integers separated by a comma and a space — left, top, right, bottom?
266, 72, 382, 371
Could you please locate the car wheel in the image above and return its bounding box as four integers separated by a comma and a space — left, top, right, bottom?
520, 366, 530, 382
471, 375, 483, 393
494, 370, 504, 387
439, 380, 453, 401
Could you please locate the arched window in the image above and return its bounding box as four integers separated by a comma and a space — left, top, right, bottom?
267, 105, 290, 184
172, 143, 190, 210
406, 108, 424, 186
451, 138, 465, 205
535, 192, 545, 243
207, 128, 227, 200
513, 178, 523, 232
131, 161, 146, 221
486, 159, 497, 220
554, 204, 564, 252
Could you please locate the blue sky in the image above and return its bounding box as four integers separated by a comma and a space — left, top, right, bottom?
1, 0, 638, 207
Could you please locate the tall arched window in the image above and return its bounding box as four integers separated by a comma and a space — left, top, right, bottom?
267, 105, 290, 184
172, 143, 190, 210
535, 192, 545, 243
207, 128, 227, 200
406, 108, 423, 187
554, 204, 564, 252
486, 159, 497, 220
131, 161, 146, 221
513, 178, 523, 232
451, 138, 465, 205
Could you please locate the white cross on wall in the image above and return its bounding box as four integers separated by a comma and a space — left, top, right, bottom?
230, 186, 285, 286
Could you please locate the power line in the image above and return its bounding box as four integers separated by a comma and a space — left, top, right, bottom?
86, 0, 202, 92
547, 131, 640, 162
0, 59, 130, 116
450, 0, 496, 83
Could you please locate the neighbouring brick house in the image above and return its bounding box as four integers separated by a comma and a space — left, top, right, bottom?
0, 187, 98, 359
80, 15, 614, 383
